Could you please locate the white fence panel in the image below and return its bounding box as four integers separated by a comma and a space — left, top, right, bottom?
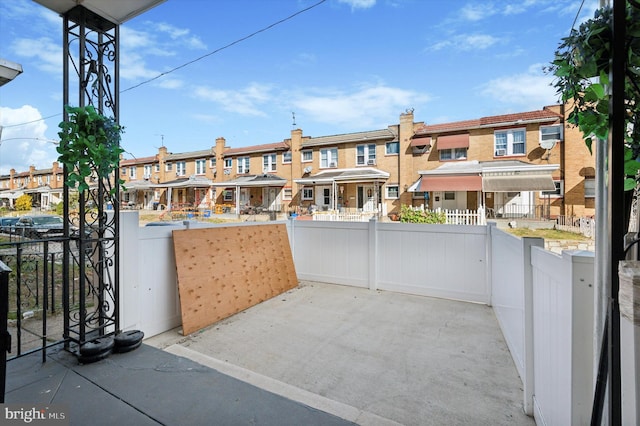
376, 223, 489, 303
531, 248, 594, 426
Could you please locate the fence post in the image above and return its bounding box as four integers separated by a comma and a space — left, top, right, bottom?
0, 260, 13, 403
368, 217, 378, 291
522, 237, 543, 416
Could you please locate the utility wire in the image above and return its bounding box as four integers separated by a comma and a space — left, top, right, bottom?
3, 0, 328, 129
570, 0, 587, 33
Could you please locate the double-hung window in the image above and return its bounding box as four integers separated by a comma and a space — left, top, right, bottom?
302, 187, 314, 200
210, 157, 217, 168
301, 150, 313, 162
129, 167, 136, 179
385, 185, 399, 199
176, 161, 186, 176
195, 159, 206, 175
282, 150, 292, 164
356, 144, 376, 166
144, 165, 152, 178
439, 148, 467, 161
385, 141, 399, 155
320, 148, 338, 168
224, 158, 232, 169
263, 154, 276, 172
540, 124, 563, 144
237, 157, 250, 174
495, 128, 526, 156
165, 162, 173, 172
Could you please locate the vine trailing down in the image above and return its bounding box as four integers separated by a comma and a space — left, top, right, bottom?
546, 3, 640, 191
57, 105, 125, 195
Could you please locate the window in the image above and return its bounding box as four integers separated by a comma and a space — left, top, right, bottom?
129, 167, 136, 179
386, 185, 399, 199
176, 161, 186, 176
154, 163, 160, 172
283, 188, 292, 200
444, 191, 455, 200
495, 129, 526, 156
195, 159, 206, 175
584, 178, 595, 198
386, 141, 399, 155
121, 168, 126, 175
320, 148, 338, 168
224, 158, 232, 169
144, 165, 152, 178
439, 148, 467, 161
223, 189, 234, 202
237, 157, 250, 174
282, 150, 292, 164
263, 154, 276, 172
323, 188, 331, 205
540, 125, 563, 143
165, 162, 173, 172
302, 187, 314, 200
540, 180, 564, 197
301, 150, 313, 162
356, 144, 376, 166
210, 157, 217, 168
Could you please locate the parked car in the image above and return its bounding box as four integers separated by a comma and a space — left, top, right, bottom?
15, 215, 66, 239
0, 217, 19, 234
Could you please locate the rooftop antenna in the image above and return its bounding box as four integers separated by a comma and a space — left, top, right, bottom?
292, 112, 296, 128
154, 133, 165, 147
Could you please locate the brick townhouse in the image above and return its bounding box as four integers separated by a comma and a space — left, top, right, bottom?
0, 104, 595, 220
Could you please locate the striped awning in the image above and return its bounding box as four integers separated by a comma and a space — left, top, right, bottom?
418, 175, 482, 192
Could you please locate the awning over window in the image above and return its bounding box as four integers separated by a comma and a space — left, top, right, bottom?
418, 175, 482, 192
437, 134, 469, 150
482, 174, 556, 192
410, 136, 431, 147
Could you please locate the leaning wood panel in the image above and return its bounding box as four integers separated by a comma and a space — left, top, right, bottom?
172, 224, 298, 335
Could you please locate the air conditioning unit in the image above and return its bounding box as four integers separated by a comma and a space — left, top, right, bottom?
495, 148, 507, 156
329, 161, 336, 168
367, 159, 376, 166
143, 174, 150, 180
303, 166, 312, 174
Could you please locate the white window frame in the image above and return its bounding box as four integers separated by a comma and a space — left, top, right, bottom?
540, 180, 564, 198
584, 178, 595, 198
282, 188, 292, 200
224, 158, 232, 169
302, 187, 314, 200
282, 150, 292, 164
320, 148, 338, 168
176, 161, 186, 176
301, 150, 313, 163
165, 162, 173, 172
210, 157, 217, 168
154, 163, 160, 172
129, 167, 136, 179
263, 154, 277, 172
237, 157, 250, 174
439, 147, 467, 161
385, 141, 399, 155
494, 128, 526, 157
540, 124, 563, 143
385, 185, 399, 199
195, 159, 206, 175
356, 144, 376, 166
223, 189, 234, 202
144, 165, 152, 178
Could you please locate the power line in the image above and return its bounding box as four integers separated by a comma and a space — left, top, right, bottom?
5, 0, 328, 129
570, 0, 587, 33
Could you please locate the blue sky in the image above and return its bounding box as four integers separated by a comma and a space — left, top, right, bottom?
0, 0, 598, 175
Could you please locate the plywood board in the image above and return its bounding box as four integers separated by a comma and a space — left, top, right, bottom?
172, 224, 298, 335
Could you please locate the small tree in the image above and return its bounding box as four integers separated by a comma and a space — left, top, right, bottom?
15, 194, 32, 211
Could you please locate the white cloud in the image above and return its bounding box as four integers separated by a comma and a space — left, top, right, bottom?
460, 3, 497, 21
193, 83, 274, 116
478, 65, 559, 109
337, 0, 376, 10
0, 106, 57, 175
291, 84, 429, 128
11, 37, 62, 74
429, 33, 501, 52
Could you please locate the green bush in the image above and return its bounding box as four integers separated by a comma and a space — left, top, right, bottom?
399, 205, 446, 224
15, 194, 32, 211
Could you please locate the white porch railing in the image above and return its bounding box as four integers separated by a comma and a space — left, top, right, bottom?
312, 210, 377, 222
556, 215, 595, 238
438, 207, 486, 225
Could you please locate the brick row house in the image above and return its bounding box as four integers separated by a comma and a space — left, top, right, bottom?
0, 104, 595, 220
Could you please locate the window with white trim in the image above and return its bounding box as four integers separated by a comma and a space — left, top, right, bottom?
386, 141, 399, 155
154, 163, 160, 172
439, 148, 467, 161
210, 157, 217, 168
386, 185, 399, 199
176, 161, 186, 176
282, 150, 292, 164
444, 191, 455, 200
195, 159, 206, 175
129, 167, 136, 179
356, 144, 376, 166
540, 124, 563, 143
302, 187, 314, 200
282, 188, 292, 200
224, 158, 232, 169
584, 177, 595, 198
320, 148, 338, 168
165, 162, 173, 172
263, 154, 276, 172
237, 157, 250, 174
540, 180, 564, 198
223, 189, 233, 202
494, 128, 526, 156
301, 150, 313, 162
144, 165, 152, 178
121, 168, 126, 175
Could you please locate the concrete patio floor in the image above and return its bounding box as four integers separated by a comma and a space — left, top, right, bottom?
147, 281, 534, 426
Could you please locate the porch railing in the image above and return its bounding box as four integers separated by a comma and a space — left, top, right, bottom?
312, 210, 377, 222
556, 215, 595, 238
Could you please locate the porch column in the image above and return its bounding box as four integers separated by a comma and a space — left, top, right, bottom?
235, 185, 240, 215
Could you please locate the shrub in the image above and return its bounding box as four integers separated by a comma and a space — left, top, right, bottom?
399, 205, 446, 224
15, 194, 32, 211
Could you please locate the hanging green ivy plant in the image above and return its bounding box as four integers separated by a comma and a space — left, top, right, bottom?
546, 4, 640, 190
57, 105, 125, 194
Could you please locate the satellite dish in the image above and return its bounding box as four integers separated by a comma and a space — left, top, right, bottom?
303, 166, 312, 174
540, 140, 557, 150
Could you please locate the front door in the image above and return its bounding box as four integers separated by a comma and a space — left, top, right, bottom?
263, 187, 278, 211
357, 185, 375, 212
